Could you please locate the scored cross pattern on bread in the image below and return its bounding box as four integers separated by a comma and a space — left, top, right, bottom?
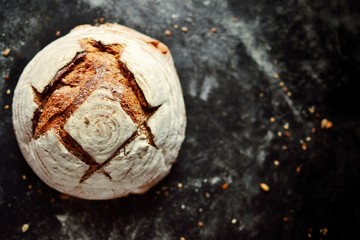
32, 39, 159, 183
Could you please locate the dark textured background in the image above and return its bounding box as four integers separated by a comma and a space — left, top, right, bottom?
1, 0, 360, 239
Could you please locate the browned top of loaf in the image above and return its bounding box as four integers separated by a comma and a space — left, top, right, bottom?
31, 39, 157, 181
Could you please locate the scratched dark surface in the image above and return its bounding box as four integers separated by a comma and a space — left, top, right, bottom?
1, 0, 360, 239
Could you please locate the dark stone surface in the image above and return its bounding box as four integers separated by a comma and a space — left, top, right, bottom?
1, 0, 360, 239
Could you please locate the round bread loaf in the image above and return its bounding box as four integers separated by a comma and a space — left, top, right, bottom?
12, 23, 186, 200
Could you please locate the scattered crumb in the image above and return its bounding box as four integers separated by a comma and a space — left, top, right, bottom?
210, 27, 217, 33
277, 131, 283, 137
282, 145, 288, 150
320, 228, 328, 235
321, 119, 333, 129
279, 82, 285, 87
296, 166, 301, 173
270, 117, 275, 123
5, 72, 10, 80
287, 91, 292, 97
173, 24, 179, 29
274, 160, 280, 166
198, 208, 203, 213
308, 106, 315, 114
177, 182, 183, 189
4, 104, 10, 110
307, 233, 312, 238
273, 73, 280, 79
259, 183, 270, 192
284, 131, 291, 138
311, 127, 316, 133
231, 218, 237, 224
205, 192, 211, 198
301, 142, 307, 151
99, 17, 105, 23
198, 221, 205, 228
180, 204, 186, 210
283, 122, 289, 130
221, 182, 229, 190
180, 237, 186, 240
165, 29, 172, 37
21, 223, 29, 233
259, 92, 264, 97
181, 26, 188, 33
22, 175, 27, 180
2, 48, 11, 57
55, 30, 61, 37
27, 185, 32, 190
6, 89, 11, 95
59, 194, 70, 200
306, 137, 311, 142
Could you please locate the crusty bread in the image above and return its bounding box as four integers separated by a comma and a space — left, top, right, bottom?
12, 23, 186, 200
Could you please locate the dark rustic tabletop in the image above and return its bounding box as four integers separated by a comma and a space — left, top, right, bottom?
1, 0, 360, 239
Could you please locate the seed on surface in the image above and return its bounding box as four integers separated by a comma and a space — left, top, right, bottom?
259, 183, 270, 192
2, 48, 11, 57
21, 224, 29, 233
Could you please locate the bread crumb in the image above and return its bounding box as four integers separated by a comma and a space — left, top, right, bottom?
173, 24, 179, 29
6, 89, 11, 95
270, 117, 275, 123
283, 122, 289, 130
177, 182, 183, 189
274, 160, 280, 166
21, 223, 29, 233
180, 237, 186, 240
4, 104, 10, 110
321, 119, 333, 129
210, 27, 217, 33
99, 17, 105, 23
60, 194, 70, 200
320, 228, 328, 235
231, 218, 237, 224
165, 30, 172, 37
22, 175, 27, 180
301, 143, 307, 151
308, 106, 315, 114
221, 182, 229, 190
259, 183, 270, 192
2, 48, 11, 57
55, 31, 61, 37
181, 26, 188, 33
273, 73, 280, 79
198, 221, 205, 228
296, 166, 301, 173
279, 82, 285, 87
